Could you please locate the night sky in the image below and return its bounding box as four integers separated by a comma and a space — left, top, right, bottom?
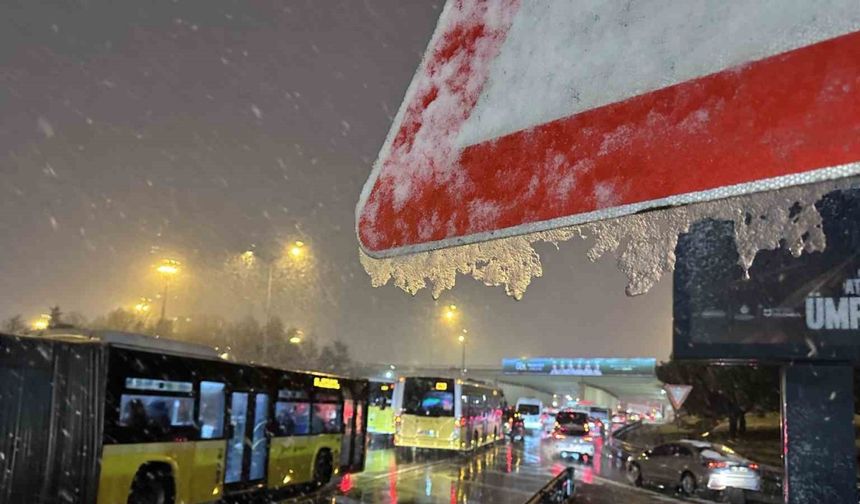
0, 0, 671, 365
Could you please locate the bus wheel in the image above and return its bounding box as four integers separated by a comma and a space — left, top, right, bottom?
128, 463, 174, 504
313, 450, 334, 487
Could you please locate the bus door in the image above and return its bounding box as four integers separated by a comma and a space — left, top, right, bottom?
339, 388, 367, 473
340, 390, 356, 468
351, 400, 367, 471
224, 391, 271, 487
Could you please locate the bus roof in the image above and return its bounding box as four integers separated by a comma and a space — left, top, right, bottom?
3, 330, 360, 383
26, 329, 223, 359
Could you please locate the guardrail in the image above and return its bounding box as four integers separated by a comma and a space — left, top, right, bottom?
524, 466, 575, 504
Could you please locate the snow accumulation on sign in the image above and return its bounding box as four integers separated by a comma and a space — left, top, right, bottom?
357, 0, 860, 298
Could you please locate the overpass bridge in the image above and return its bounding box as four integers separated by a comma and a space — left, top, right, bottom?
355, 357, 668, 412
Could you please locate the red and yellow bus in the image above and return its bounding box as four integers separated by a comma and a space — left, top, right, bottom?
391, 376, 504, 451
0, 330, 368, 503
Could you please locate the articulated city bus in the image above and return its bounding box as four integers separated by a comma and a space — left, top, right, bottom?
367, 380, 395, 436
392, 376, 504, 451
0, 330, 368, 504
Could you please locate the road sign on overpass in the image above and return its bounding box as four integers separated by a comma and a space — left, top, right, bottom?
357, 0, 860, 258
502, 357, 655, 376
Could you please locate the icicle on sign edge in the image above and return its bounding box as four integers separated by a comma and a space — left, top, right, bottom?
360, 176, 860, 300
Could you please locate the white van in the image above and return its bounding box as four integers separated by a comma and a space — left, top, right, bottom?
515, 397, 543, 431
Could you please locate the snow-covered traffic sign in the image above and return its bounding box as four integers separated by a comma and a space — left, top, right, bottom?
664, 384, 693, 411
357, 0, 860, 258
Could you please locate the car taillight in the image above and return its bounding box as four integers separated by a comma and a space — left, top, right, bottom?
583, 436, 593, 442
707, 461, 729, 469
748, 463, 759, 470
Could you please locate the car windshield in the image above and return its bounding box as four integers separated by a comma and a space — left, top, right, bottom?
2, 1, 855, 502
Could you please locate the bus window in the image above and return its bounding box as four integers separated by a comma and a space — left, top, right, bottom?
403, 378, 454, 417
199, 381, 225, 439
274, 400, 310, 435
312, 403, 343, 434
119, 395, 194, 432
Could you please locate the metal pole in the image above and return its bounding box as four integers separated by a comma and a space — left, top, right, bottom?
160, 278, 169, 322
264, 262, 273, 357
781, 363, 856, 503
461, 340, 466, 374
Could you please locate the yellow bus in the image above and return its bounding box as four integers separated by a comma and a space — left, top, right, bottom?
0, 330, 368, 503
367, 380, 395, 436
392, 376, 504, 451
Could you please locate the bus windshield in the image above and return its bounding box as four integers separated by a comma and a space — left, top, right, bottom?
517, 404, 540, 415
402, 378, 455, 417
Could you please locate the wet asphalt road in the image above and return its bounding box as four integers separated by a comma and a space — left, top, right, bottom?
296, 433, 715, 504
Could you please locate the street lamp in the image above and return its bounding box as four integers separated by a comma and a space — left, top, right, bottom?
443, 304, 458, 323
287, 328, 304, 345
156, 259, 180, 322
288, 241, 305, 259
133, 298, 151, 315
31, 314, 50, 331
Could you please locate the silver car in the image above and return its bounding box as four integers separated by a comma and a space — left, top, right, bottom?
626, 440, 761, 502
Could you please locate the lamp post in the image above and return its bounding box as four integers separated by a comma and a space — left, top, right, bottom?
458, 329, 468, 374
233, 241, 310, 357
429, 303, 459, 367
156, 259, 180, 322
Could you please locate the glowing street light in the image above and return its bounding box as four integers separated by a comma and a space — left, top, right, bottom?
288, 328, 304, 345
31, 314, 50, 331
133, 298, 151, 315
288, 240, 305, 259
156, 260, 180, 276
156, 259, 181, 322
443, 304, 458, 323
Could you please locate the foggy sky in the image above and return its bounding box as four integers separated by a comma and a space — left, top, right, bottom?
0, 0, 672, 365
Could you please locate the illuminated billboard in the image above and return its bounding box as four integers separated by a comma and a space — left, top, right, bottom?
501, 357, 656, 376
673, 188, 860, 362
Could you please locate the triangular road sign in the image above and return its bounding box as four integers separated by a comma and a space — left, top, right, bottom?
664, 384, 693, 411
357, 0, 860, 258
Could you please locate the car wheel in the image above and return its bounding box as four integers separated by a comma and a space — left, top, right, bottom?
680, 471, 697, 496
627, 463, 643, 487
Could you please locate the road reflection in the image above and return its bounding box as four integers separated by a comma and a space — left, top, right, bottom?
315, 432, 686, 504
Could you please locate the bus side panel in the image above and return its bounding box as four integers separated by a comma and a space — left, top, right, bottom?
51, 342, 106, 503
190, 440, 226, 502
268, 433, 342, 486
97, 442, 197, 504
